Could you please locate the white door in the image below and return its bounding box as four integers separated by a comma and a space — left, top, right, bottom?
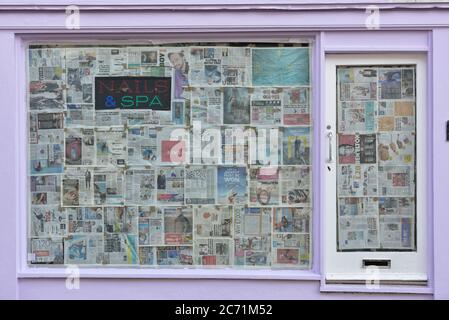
324, 54, 428, 284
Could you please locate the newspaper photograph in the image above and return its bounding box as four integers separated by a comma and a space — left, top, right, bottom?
191, 87, 223, 125
378, 132, 415, 165
66, 207, 104, 234
29, 80, 65, 111
223, 87, 251, 124
378, 101, 415, 132
279, 166, 311, 206
158, 126, 189, 165
62, 167, 94, 206
64, 234, 104, 265
282, 87, 310, 126
65, 128, 95, 166
163, 207, 193, 245
194, 238, 232, 266
217, 166, 247, 205
138, 246, 155, 265
378, 166, 415, 196
273, 207, 310, 233
338, 164, 378, 197
138, 206, 163, 246
157, 246, 194, 266
29, 238, 64, 264
272, 233, 310, 268
338, 133, 376, 164
125, 169, 156, 205
162, 47, 189, 99
282, 127, 311, 165
250, 88, 282, 126
93, 168, 124, 205
156, 167, 185, 205
66, 104, 95, 127
185, 166, 216, 205
96, 127, 127, 167
338, 101, 376, 133
194, 206, 233, 238
172, 100, 185, 125
127, 126, 158, 165
379, 68, 402, 100
249, 166, 280, 206
252, 47, 310, 86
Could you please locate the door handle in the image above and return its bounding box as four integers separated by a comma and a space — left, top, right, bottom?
326, 131, 333, 163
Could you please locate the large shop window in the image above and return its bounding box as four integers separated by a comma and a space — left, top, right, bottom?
27, 43, 313, 269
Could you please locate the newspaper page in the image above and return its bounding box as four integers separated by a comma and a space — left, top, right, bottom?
338, 215, 379, 251
66, 104, 95, 127
249, 127, 280, 166
282, 127, 311, 165
338, 101, 376, 133
282, 87, 310, 126
190, 87, 223, 126
95, 110, 121, 127
66, 207, 104, 234
156, 167, 185, 205
337, 133, 376, 164
29, 238, 64, 264
29, 81, 65, 111
185, 166, 216, 205
103, 206, 139, 265
96, 127, 127, 167
338, 164, 378, 197
194, 206, 233, 238
272, 233, 310, 268
279, 166, 311, 206
217, 166, 247, 205
65, 128, 95, 166
93, 168, 124, 205
378, 101, 415, 132
66, 48, 96, 104
378, 166, 415, 196
338, 67, 377, 101
138, 206, 163, 246
127, 126, 158, 165
96, 48, 127, 76
379, 197, 415, 249
125, 169, 156, 205
62, 167, 94, 206
29, 48, 65, 82
249, 166, 280, 206
378, 132, 415, 165
273, 207, 310, 234
250, 88, 282, 126
138, 246, 155, 265
29, 113, 64, 175
194, 238, 232, 266
64, 234, 104, 265
30, 175, 66, 237
191, 127, 222, 165
221, 127, 249, 165
163, 207, 193, 245
161, 47, 189, 99
252, 47, 310, 86
234, 206, 271, 267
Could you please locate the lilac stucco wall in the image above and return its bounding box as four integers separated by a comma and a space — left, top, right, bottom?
1, 2, 449, 300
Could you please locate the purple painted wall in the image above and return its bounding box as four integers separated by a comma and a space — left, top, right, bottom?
1, 1, 449, 300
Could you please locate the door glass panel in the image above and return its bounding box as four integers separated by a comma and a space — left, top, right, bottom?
336, 66, 416, 251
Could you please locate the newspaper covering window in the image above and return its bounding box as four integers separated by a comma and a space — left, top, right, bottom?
27, 43, 312, 268
337, 66, 416, 251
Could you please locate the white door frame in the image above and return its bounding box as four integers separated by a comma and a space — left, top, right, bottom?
323, 53, 428, 282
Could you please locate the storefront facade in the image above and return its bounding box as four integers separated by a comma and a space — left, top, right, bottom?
1, 0, 449, 299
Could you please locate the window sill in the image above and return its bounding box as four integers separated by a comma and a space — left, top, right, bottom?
17, 267, 321, 281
